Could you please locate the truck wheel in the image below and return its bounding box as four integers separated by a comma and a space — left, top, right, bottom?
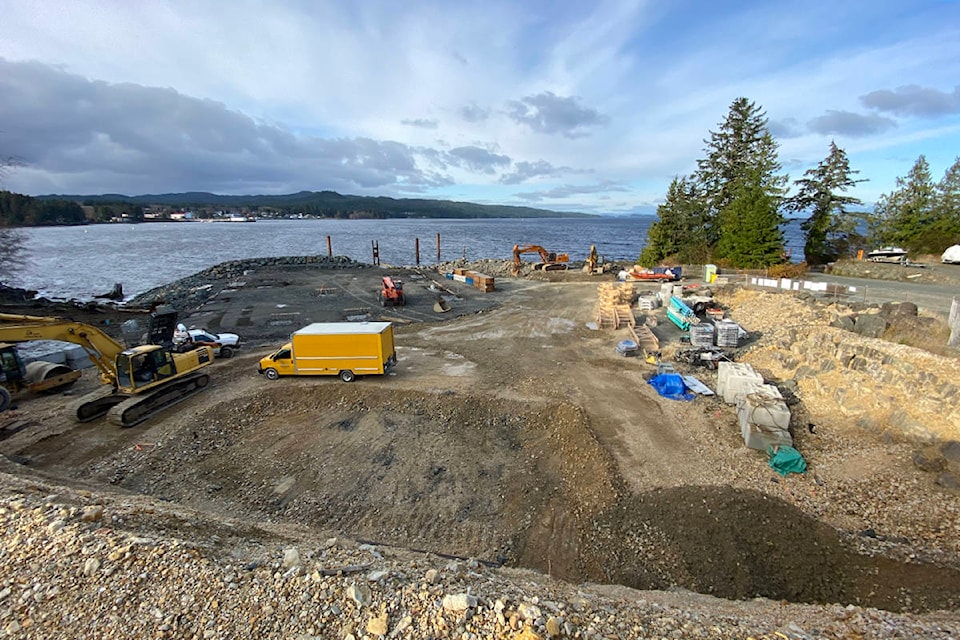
0, 387, 11, 412
264, 368, 280, 381
339, 370, 356, 383
219, 346, 234, 359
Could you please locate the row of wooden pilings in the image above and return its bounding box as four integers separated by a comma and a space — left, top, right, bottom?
322, 233, 445, 266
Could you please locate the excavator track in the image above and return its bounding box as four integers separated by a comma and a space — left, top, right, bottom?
106, 372, 210, 428
66, 388, 128, 423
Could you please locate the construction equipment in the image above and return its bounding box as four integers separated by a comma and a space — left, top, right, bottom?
0, 343, 82, 411
583, 245, 608, 274
512, 244, 569, 275
0, 311, 214, 427
258, 322, 396, 382
378, 276, 405, 306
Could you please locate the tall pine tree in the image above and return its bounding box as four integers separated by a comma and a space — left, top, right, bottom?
934, 157, 960, 245
639, 176, 708, 265
786, 141, 865, 265
871, 156, 936, 252
696, 98, 788, 266
715, 170, 785, 268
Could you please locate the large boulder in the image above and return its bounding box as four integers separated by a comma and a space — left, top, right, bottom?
853, 313, 887, 338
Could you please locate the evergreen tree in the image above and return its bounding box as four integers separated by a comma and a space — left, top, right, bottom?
871, 156, 936, 252
696, 97, 787, 252
786, 141, 865, 265
0, 159, 27, 285
638, 176, 708, 265
934, 157, 960, 245
715, 171, 785, 268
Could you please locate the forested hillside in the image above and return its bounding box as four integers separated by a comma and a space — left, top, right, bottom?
30, 190, 591, 221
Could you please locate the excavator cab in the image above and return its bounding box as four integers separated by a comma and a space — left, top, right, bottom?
0, 344, 27, 387
116, 347, 180, 390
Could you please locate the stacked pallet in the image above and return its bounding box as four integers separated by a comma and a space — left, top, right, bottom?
596, 304, 635, 329
446, 269, 495, 292
595, 282, 636, 328
597, 282, 635, 305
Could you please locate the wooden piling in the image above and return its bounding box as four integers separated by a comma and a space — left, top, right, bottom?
415, 237, 420, 266
372, 240, 380, 266
436, 233, 441, 262
326, 235, 332, 257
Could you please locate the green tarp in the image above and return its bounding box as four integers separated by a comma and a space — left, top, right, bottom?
768, 445, 807, 476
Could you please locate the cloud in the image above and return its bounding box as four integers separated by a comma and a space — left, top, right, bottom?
444, 146, 511, 174
860, 84, 960, 118
806, 110, 897, 138
401, 118, 438, 129
498, 160, 584, 185
768, 117, 804, 139
0, 58, 453, 195
515, 180, 628, 202
459, 103, 490, 123
505, 91, 609, 138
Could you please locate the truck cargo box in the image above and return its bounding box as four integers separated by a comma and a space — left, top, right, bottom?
258, 322, 396, 382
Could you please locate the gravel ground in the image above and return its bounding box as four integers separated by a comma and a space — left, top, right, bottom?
3, 260, 960, 638
2, 466, 958, 640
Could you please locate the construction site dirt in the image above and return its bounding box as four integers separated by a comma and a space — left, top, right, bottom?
2, 259, 960, 622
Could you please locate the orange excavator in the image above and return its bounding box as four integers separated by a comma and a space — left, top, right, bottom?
512, 245, 569, 276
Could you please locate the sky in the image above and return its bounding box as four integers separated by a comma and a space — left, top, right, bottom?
1, 0, 960, 215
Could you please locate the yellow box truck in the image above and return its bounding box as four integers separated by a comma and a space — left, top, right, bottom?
258, 322, 396, 383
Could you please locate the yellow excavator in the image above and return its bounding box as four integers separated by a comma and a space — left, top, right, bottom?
0, 310, 214, 427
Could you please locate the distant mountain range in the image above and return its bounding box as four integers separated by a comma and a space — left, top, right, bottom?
39, 190, 595, 219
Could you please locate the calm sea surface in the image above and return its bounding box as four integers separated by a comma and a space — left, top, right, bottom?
12, 217, 805, 301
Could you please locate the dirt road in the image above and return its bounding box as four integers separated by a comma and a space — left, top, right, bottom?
2, 262, 960, 614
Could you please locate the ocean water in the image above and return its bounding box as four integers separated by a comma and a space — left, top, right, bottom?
11, 217, 806, 301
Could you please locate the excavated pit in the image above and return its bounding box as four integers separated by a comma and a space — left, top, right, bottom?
11, 385, 960, 613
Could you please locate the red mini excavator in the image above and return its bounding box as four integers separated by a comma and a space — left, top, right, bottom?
378, 276, 405, 306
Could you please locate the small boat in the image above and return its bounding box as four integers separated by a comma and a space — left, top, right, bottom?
622, 265, 682, 282
866, 246, 907, 263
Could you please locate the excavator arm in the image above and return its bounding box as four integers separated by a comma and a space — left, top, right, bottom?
512, 245, 570, 274
0, 312, 214, 427
0, 313, 125, 385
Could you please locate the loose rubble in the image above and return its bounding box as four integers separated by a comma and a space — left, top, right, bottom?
1, 469, 957, 639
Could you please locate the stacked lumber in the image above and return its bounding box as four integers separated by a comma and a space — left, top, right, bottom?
596, 282, 635, 305
629, 323, 660, 354
595, 283, 636, 329
446, 269, 495, 292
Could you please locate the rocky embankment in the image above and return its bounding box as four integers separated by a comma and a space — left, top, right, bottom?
127, 255, 369, 311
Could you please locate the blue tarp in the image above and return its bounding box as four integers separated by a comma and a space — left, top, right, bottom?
768, 446, 807, 476
647, 373, 695, 401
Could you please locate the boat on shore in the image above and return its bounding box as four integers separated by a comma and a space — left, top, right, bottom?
620, 265, 683, 282
866, 246, 907, 263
